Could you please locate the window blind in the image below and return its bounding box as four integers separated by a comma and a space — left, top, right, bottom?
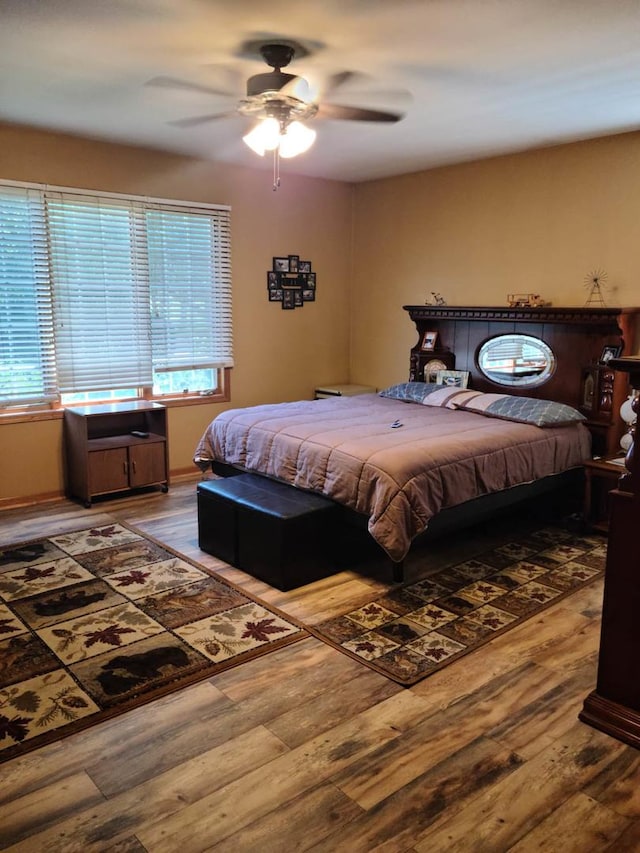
47, 192, 154, 392
0, 179, 232, 405
0, 186, 57, 404
147, 205, 233, 371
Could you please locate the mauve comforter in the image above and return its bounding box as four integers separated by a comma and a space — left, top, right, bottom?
194, 394, 591, 562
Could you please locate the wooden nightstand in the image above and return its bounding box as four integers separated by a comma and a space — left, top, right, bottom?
583, 455, 627, 532
64, 401, 169, 507
315, 383, 376, 399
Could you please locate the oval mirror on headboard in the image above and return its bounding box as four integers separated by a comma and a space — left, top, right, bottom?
477, 333, 556, 387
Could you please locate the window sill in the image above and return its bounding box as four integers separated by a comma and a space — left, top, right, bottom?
0, 388, 230, 426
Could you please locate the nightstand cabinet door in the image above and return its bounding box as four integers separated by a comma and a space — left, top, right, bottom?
88, 448, 129, 495
129, 441, 167, 488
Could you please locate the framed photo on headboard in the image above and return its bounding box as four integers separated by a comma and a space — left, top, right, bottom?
421, 330, 439, 351
600, 344, 622, 365
437, 369, 469, 388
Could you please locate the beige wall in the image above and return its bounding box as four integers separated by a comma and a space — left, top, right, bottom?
350, 131, 640, 391
0, 124, 353, 504
3, 125, 640, 505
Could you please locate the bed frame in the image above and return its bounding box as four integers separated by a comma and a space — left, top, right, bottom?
352, 305, 638, 578
212, 305, 639, 583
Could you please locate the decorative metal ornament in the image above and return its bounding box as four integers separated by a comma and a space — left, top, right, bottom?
584, 269, 608, 307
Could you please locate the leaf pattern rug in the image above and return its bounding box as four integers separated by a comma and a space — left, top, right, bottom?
0, 522, 306, 764
309, 523, 606, 686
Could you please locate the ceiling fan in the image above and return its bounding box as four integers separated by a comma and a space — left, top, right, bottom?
148, 41, 407, 186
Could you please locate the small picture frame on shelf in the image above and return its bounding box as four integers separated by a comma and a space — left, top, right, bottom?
299, 260, 311, 273
267, 271, 279, 288
580, 366, 596, 411
421, 330, 439, 351
269, 289, 284, 302
599, 344, 621, 364
273, 257, 290, 273
436, 369, 469, 388
288, 255, 300, 273
579, 364, 615, 421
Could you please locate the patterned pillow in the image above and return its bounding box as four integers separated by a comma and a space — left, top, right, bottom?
421, 387, 482, 409
378, 382, 445, 403
454, 393, 586, 427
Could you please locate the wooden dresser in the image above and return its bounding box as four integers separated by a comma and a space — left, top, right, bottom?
580, 356, 640, 748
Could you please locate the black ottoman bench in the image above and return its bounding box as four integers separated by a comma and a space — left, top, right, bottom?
197, 474, 340, 590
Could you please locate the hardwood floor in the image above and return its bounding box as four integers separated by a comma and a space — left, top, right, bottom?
2, 477, 640, 852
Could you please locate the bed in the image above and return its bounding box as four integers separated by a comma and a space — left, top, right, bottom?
194, 305, 638, 570
195, 389, 590, 563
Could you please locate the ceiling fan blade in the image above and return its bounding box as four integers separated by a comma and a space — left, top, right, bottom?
322, 71, 360, 98
168, 110, 239, 128
146, 76, 235, 98
317, 103, 404, 123
200, 63, 244, 93
341, 89, 412, 104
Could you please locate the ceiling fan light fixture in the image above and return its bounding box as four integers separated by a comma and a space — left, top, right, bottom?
243, 117, 316, 160
279, 121, 316, 158
242, 117, 281, 155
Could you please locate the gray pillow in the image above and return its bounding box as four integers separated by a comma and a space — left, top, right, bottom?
379, 382, 443, 404
454, 392, 586, 428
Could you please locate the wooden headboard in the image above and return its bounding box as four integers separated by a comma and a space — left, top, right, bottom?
404, 305, 640, 457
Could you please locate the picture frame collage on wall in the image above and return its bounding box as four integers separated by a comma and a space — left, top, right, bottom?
268, 255, 316, 310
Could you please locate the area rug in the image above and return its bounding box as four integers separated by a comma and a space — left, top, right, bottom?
0, 522, 306, 764
310, 523, 606, 686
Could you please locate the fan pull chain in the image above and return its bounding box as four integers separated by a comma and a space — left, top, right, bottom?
273, 146, 281, 191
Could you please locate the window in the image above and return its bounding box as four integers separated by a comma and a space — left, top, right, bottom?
0, 180, 232, 409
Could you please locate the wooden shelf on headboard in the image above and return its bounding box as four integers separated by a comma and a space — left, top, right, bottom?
404, 305, 635, 325
403, 305, 640, 457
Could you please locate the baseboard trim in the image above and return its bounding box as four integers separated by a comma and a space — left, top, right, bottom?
580, 690, 640, 749
0, 470, 202, 511
0, 491, 65, 511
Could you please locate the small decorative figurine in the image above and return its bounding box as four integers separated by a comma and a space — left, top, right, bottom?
425, 291, 446, 306
507, 293, 550, 308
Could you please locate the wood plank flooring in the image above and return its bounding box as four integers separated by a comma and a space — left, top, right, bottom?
2, 477, 640, 852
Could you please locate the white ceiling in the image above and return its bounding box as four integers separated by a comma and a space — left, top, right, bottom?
2, 0, 640, 183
